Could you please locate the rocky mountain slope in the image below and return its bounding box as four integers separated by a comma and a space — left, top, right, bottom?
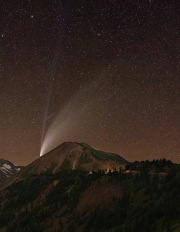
21, 142, 128, 176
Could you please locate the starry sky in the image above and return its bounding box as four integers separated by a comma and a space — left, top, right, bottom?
0, 0, 179, 165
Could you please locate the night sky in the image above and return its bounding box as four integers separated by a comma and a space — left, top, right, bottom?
0, 0, 179, 165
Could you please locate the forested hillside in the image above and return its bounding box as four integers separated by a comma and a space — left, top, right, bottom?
0, 160, 179, 232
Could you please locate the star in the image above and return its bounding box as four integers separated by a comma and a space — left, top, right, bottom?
0, 0, 179, 165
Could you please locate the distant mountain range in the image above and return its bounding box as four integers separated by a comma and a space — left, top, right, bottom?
0, 159, 22, 184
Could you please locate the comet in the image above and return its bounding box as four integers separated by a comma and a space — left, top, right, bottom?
40, 73, 106, 157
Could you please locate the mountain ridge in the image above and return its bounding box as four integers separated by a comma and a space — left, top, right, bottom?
0, 142, 127, 190
21, 141, 128, 176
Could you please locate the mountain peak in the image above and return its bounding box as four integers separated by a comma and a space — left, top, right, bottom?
23, 142, 128, 176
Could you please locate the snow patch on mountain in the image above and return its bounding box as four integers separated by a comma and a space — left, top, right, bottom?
0, 159, 23, 184
3, 164, 11, 169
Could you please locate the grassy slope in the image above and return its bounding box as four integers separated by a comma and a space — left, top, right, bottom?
80, 143, 128, 164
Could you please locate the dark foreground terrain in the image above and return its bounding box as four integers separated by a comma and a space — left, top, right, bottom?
0, 159, 179, 232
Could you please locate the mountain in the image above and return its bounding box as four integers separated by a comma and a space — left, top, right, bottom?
0, 143, 179, 232
0, 159, 22, 184
21, 142, 128, 176
0, 162, 179, 232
